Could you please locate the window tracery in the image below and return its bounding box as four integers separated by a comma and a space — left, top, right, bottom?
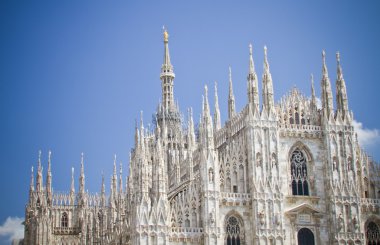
61, 212, 68, 228
291, 149, 309, 196
225, 216, 244, 245
366, 222, 380, 245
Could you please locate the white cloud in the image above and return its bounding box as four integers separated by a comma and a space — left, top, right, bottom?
353, 120, 380, 148
0, 217, 24, 242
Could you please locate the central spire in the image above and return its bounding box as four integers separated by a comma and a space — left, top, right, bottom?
160, 27, 176, 112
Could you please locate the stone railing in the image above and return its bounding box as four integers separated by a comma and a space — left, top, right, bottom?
279, 123, 321, 131
361, 198, 380, 214
336, 232, 364, 241
170, 227, 203, 234
53, 226, 81, 235
221, 192, 251, 205
169, 227, 204, 242
257, 228, 285, 237
278, 123, 322, 138
361, 198, 380, 206
334, 196, 361, 204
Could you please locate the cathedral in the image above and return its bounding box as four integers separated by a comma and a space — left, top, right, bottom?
23, 30, 380, 245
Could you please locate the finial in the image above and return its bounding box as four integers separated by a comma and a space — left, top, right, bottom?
140, 111, 144, 128
336, 51, 344, 80
119, 162, 123, 174
163, 26, 169, 42
322, 50, 326, 63
113, 155, 117, 176
204, 85, 208, 98
249, 43, 253, 55
214, 81, 219, 102
322, 50, 329, 77
71, 167, 75, 193
80, 153, 85, 176
263, 46, 269, 72
264, 45, 267, 57
38, 150, 42, 166
229, 66, 232, 82
48, 150, 51, 162
336, 51, 340, 63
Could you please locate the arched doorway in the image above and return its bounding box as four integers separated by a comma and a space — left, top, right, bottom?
366, 222, 380, 245
297, 228, 314, 245
225, 215, 244, 245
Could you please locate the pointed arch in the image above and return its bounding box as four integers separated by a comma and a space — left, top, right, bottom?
365, 217, 380, 245
224, 211, 245, 245
289, 142, 313, 196
288, 142, 313, 163
61, 212, 68, 228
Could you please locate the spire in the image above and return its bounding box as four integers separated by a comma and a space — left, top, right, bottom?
263, 46, 270, 73
101, 171, 106, 206
119, 162, 123, 194
214, 82, 221, 131
140, 111, 145, 151
203, 85, 214, 149
336, 52, 343, 80
204, 85, 211, 119
160, 27, 176, 112
36, 150, 43, 192
134, 119, 139, 147
247, 43, 259, 110
188, 107, 195, 149
249, 43, 255, 75
101, 171, 105, 194
310, 74, 318, 113
162, 26, 171, 68
46, 150, 52, 201
321, 50, 334, 118
70, 167, 75, 195
228, 66, 236, 119
262, 46, 274, 114
29, 166, 34, 193
336, 51, 349, 119
111, 154, 118, 200
79, 153, 85, 194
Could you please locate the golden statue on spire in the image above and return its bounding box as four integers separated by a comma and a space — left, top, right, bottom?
163, 26, 169, 42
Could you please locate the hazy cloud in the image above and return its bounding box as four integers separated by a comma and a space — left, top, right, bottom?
0, 217, 24, 242
353, 120, 380, 148
315, 97, 322, 109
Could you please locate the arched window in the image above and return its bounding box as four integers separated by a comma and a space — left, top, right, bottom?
226, 216, 244, 245
291, 149, 309, 196
298, 228, 315, 245
184, 219, 190, 227
61, 212, 68, 228
366, 222, 380, 245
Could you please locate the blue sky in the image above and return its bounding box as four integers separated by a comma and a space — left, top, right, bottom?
1, 1, 380, 243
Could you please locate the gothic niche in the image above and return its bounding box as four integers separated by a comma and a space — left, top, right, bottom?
225, 215, 245, 245
290, 149, 309, 196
